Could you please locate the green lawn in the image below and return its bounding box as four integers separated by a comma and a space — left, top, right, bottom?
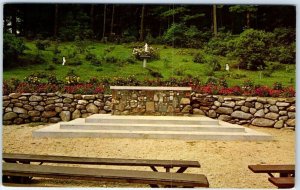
3, 40, 296, 87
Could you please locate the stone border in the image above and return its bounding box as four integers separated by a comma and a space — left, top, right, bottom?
110, 86, 192, 91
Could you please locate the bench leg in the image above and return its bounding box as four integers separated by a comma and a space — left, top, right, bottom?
150, 184, 159, 188
150, 166, 158, 172
164, 167, 171, 172
176, 167, 188, 173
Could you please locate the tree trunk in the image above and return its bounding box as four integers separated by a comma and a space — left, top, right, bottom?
246, 11, 250, 28
90, 4, 94, 35
102, 4, 107, 40
110, 5, 115, 35
139, 5, 145, 42
213, 5, 217, 36
54, 4, 58, 37
12, 7, 17, 34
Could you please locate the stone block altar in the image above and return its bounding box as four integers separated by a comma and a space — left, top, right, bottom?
110, 86, 192, 115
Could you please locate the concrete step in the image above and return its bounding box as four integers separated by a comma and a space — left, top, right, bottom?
85, 114, 219, 125
33, 123, 272, 141
60, 121, 245, 133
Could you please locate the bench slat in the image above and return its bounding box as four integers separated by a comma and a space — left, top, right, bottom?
268, 177, 294, 188
248, 165, 295, 173
3, 163, 209, 187
3, 153, 200, 168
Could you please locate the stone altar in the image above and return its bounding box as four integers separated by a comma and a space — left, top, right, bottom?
110, 86, 192, 116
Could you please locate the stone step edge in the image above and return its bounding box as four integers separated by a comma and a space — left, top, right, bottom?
59, 124, 245, 132
33, 129, 272, 141
85, 118, 219, 125
87, 114, 218, 121
33, 124, 271, 137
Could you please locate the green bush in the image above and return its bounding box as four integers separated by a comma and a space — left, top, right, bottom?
206, 31, 236, 56
52, 56, 60, 64
3, 33, 26, 68
46, 64, 56, 71
146, 68, 163, 78
277, 43, 295, 64
206, 55, 221, 71
193, 52, 205, 63
206, 76, 218, 85
90, 59, 102, 66
36, 40, 50, 51
230, 29, 274, 70
105, 55, 118, 63
163, 24, 210, 48
273, 27, 295, 45
85, 53, 97, 61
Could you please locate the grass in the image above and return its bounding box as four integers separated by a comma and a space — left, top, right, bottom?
3, 40, 296, 87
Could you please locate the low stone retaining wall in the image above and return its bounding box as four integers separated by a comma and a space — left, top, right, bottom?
3, 92, 111, 125
191, 94, 295, 129
2, 91, 296, 129
111, 86, 192, 116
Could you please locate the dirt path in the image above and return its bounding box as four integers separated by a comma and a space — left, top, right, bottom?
2, 123, 295, 188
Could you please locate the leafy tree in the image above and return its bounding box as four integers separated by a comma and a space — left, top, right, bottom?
230, 29, 274, 70
3, 33, 26, 68
229, 5, 258, 28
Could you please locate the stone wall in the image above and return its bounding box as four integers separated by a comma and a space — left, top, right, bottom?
111, 86, 192, 116
3, 92, 111, 125
191, 94, 296, 129
2, 91, 296, 129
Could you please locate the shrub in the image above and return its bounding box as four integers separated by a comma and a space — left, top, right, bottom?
33, 55, 45, 64
230, 29, 274, 70
85, 53, 96, 61
277, 43, 295, 64
231, 73, 247, 79
262, 70, 273, 78
36, 40, 50, 51
206, 31, 236, 56
47, 74, 62, 84
242, 79, 255, 91
125, 56, 137, 64
273, 82, 283, 90
193, 52, 205, 63
3, 33, 26, 68
163, 24, 211, 48
24, 74, 41, 84
146, 68, 163, 78
104, 55, 118, 63
90, 59, 102, 66
65, 70, 80, 85
273, 27, 295, 45
206, 76, 218, 85
163, 23, 186, 47
68, 59, 82, 66
53, 45, 61, 54
46, 64, 56, 71
207, 57, 221, 71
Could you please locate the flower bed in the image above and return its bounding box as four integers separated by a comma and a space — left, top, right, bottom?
3, 81, 295, 98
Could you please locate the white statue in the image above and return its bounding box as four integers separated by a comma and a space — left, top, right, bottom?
225, 64, 229, 71
62, 57, 66, 66
144, 43, 149, 53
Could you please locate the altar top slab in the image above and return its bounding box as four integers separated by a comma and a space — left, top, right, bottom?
110, 86, 192, 91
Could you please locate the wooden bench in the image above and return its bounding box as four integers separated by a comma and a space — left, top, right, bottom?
248, 164, 295, 188
3, 163, 209, 188
268, 177, 294, 189
3, 153, 200, 173
248, 164, 295, 177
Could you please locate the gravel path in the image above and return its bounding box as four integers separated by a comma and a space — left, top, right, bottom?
2, 123, 295, 188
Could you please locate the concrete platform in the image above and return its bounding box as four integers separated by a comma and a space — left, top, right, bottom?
33, 114, 272, 141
